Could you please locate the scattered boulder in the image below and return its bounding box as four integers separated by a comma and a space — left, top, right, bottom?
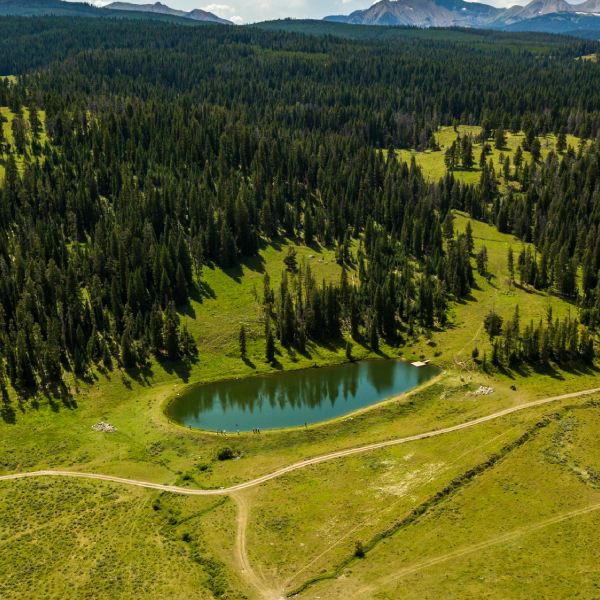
92, 421, 117, 433
473, 386, 494, 396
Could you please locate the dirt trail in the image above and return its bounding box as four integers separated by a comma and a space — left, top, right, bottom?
353, 502, 600, 598
1, 387, 598, 495
233, 492, 287, 600
2, 387, 598, 600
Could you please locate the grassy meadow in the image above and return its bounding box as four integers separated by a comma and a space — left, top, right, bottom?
0, 478, 241, 600
396, 125, 583, 185
296, 402, 600, 599
1, 124, 599, 598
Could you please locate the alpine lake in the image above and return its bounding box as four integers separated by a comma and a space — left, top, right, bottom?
166, 359, 440, 432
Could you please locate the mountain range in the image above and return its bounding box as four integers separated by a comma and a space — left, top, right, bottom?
0, 0, 599, 38
105, 2, 232, 24
326, 0, 600, 34
0, 0, 231, 24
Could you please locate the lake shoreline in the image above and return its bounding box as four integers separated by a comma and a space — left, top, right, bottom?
164, 358, 441, 434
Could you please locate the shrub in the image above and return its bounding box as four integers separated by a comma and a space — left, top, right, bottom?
217, 447, 237, 461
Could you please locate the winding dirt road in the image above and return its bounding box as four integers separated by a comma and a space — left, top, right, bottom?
2, 387, 599, 600
1, 387, 598, 495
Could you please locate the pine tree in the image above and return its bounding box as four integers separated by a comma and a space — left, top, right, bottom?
149, 304, 164, 354
121, 328, 137, 369
0, 358, 6, 392
283, 246, 298, 273
304, 209, 314, 246
163, 302, 180, 361
265, 317, 275, 363
484, 310, 503, 341
556, 129, 567, 154
530, 138, 541, 162
494, 127, 506, 150
479, 143, 491, 168
345, 340, 353, 362
462, 137, 474, 169
219, 221, 238, 268
174, 264, 188, 306
465, 221, 474, 254
179, 324, 197, 358
507, 247, 515, 285
476, 246, 488, 276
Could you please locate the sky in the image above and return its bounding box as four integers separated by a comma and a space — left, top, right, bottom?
82, 0, 545, 25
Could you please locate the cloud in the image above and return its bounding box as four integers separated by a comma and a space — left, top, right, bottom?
203, 3, 235, 15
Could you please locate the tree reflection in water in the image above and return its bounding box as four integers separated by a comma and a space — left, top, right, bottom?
167, 360, 439, 432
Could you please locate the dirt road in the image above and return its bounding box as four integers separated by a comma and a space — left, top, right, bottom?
1, 387, 598, 495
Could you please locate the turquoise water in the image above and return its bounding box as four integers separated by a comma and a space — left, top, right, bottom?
166, 360, 439, 432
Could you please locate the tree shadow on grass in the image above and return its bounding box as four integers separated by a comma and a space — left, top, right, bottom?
177, 296, 196, 319
551, 360, 600, 377
240, 253, 266, 274
3, 377, 77, 422
528, 361, 566, 380
156, 356, 196, 384
496, 358, 599, 381
470, 279, 484, 292
123, 363, 154, 387
454, 291, 478, 305
222, 263, 244, 283
513, 283, 548, 297
0, 389, 15, 424
269, 349, 284, 371
306, 240, 325, 255
242, 357, 256, 370
188, 276, 216, 304
49, 380, 77, 410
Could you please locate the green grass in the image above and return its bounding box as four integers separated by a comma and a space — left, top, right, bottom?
0, 479, 241, 599
395, 125, 583, 186
0, 212, 592, 488
413, 211, 576, 369
243, 410, 539, 592
1, 124, 599, 598
299, 403, 600, 599
0, 105, 47, 180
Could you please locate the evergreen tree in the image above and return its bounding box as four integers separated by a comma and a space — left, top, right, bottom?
265, 317, 275, 363
476, 246, 488, 276
465, 221, 474, 254
507, 247, 515, 285
494, 127, 506, 150
163, 302, 181, 361
121, 328, 137, 369
556, 129, 567, 154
